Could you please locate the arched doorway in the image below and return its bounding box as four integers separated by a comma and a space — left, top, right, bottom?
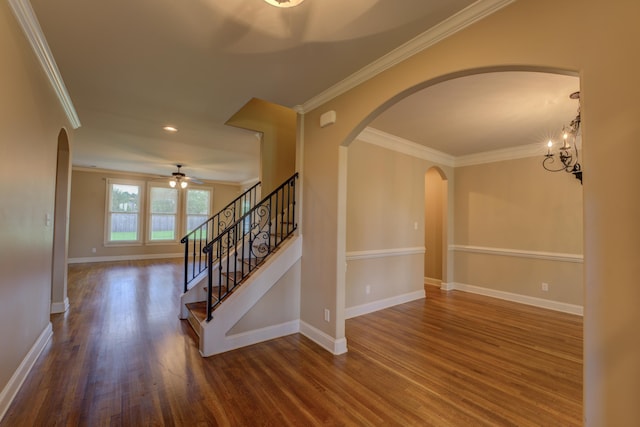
334, 68, 580, 350
424, 167, 448, 288
51, 128, 71, 313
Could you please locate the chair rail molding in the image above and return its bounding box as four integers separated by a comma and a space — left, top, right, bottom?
450, 244, 583, 263
346, 246, 425, 261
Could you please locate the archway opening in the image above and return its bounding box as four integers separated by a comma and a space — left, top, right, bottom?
339, 68, 582, 339
424, 167, 448, 288
51, 128, 71, 314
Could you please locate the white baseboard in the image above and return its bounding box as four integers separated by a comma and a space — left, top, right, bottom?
424, 277, 442, 287
68, 253, 183, 264
440, 282, 455, 291
449, 282, 584, 316
224, 320, 300, 352
0, 322, 53, 422
50, 297, 69, 314
345, 290, 425, 319
299, 321, 348, 355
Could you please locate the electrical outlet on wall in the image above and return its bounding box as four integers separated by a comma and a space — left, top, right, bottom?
365, 285, 371, 295
324, 308, 330, 322
541, 282, 549, 292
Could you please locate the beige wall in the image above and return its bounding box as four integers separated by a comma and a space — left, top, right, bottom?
68, 168, 241, 260
226, 98, 296, 194
228, 260, 301, 334
0, 0, 71, 403
453, 156, 583, 305
347, 140, 425, 251
300, 0, 640, 423
455, 157, 583, 254
345, 139, 450, 309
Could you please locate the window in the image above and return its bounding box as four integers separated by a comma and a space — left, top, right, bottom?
186, 188, 211, 239
106, 180, 143, 243
149, 186, 178, 241
104, 179, 213, 245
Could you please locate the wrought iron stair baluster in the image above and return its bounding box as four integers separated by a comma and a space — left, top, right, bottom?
181, 182, 260, 292
201, 173, 298, 320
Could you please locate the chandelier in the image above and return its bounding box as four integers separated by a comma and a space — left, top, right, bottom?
264, 0, 305, 7
542, 91, 582, 184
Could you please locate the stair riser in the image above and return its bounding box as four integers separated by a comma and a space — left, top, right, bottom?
187, 310, 202, 337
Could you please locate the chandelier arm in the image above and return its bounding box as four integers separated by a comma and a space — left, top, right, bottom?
542, 155, 572, 173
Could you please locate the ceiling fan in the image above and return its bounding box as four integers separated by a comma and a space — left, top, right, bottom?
168, 164, 202, 188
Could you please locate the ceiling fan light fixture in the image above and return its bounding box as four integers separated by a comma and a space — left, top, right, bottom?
264, 0, 305, 8
169, 179, 177, 188
180, 181, 188, 189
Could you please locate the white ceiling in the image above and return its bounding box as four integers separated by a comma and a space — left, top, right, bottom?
369, 72, 580, 157
28, 0, 579, 182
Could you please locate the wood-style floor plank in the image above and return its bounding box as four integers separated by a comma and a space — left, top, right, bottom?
1, 259, 582, 426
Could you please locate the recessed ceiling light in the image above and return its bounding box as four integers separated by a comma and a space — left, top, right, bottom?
264, 0, 305, 8
163, 126, 178, 132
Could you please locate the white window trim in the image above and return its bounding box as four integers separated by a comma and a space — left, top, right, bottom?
104, 179, 215, 247
147, 183, 180, 244
104, 178, 146, 246
184, 186, 214, 237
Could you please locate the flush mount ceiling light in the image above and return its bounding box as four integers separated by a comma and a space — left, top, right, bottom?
264, 0, 305, 8
163, 126, 178, 133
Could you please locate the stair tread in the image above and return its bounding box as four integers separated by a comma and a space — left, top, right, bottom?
221, 271, 244, 279
186, 301, 207, 322
201, 285, 226, 299
238, 257, 265, 266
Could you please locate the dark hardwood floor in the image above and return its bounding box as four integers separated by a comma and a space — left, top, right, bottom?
1, 259, 582, 426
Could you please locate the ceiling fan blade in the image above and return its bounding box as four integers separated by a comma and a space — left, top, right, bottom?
186, 176, 203, 185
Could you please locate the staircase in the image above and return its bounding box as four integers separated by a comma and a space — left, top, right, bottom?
179, 173, 300, 356
181, 181, 261, 293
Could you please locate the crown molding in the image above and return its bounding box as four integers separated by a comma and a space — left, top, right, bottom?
298, 0, 516, 113
454, 142, 546, 167
8, 0, 81, 129
357, 127, 456, 167
359, 127, 548, 167
72, 166, 249, 187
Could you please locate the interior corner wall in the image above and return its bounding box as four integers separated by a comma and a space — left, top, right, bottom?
225, 98, 297, 194
0, 0, 71, 411
453, 156, 584, 306
68, 169, 242, 260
